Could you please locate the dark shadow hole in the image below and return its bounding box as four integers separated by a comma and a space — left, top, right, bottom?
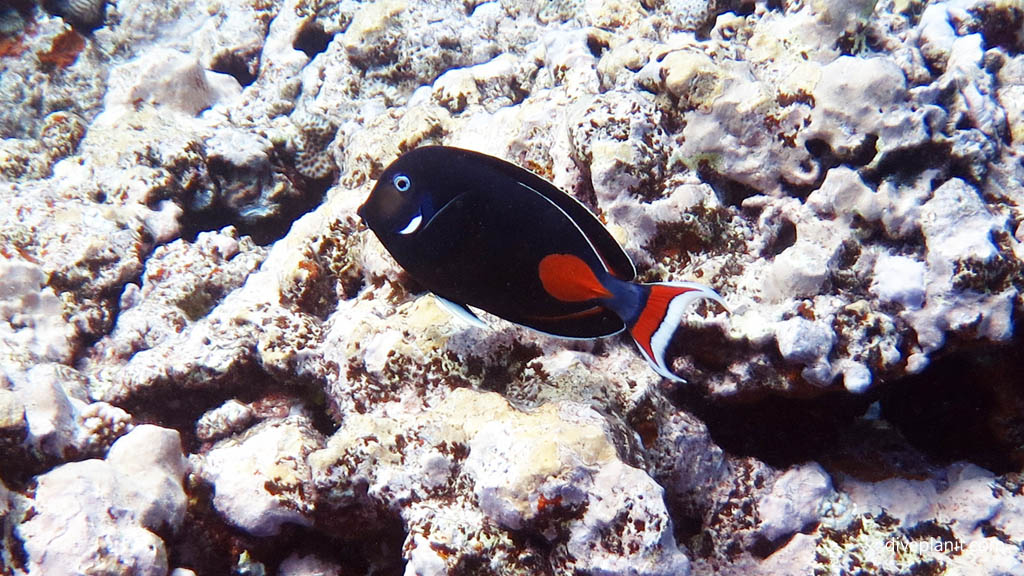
698, 162, 761, 208
180, 150, 331, 246
804, 137, 832, 159
765, 218, 797, 257
210, 50, 259, 87
293, 19, 334, 59
586, 32, 609, 58
749, 531, 813, 560
849, 133, 879, 166
115, 362, 336, 456
168, 478, 407, 576
672, 384, 878, 468
784, 134, 876, 198
879, 335, 1024, 474
862, 140, 954, 186
672, 332, 1023, 476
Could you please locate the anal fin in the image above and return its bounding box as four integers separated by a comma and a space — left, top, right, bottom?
434, 295, 489, 329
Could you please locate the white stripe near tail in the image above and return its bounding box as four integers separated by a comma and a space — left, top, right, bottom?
629, 281, 727, 382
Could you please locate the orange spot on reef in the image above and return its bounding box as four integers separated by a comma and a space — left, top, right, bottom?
0, 14, 32, 60
538, 253, 611, 302
537, 494, 562, 513
0, 34, 27, 59
38, 29, 85, 68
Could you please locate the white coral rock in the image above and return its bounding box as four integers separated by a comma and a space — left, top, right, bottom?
312, 388, 691, 575
757, 463, 834, 542
871, 254, 926, 309
0, 256, 74, 366
103, 47, 242, 118
17, 425, 187, 576
775, 317, 836, 386
808, 56, 909, 155
906, 178, 1017, 356
199, 415, 323, 537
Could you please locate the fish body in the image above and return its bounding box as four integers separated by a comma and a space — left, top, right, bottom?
358, 146, 724, 381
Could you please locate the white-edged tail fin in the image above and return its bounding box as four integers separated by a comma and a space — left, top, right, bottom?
628, 281, 726, 382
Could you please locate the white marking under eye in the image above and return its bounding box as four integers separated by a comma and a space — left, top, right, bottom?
397, 211, 422, 235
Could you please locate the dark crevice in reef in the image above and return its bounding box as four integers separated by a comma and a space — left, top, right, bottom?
210, 50, 259, 87
168, 478, 407, 575
672, 332, 1024, 476
180, 148, 332, 246
697, 162, 762, 208
0, 424, 38, 491
570, 155, 602, 214
178, 191, 241, 244
671, 385, 878, 468
118, 364, 337, 455
879, 334, 1024, 474
817, 413, 941, 482
586, 31, 609, 58
782, 134, 879, 199
764, 217, 797, 257
121, 369, 383, 574
861, 140, 954, 187
293, 20, 334, 59
117, 361, 264, 452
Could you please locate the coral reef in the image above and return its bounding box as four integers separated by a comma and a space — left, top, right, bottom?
1, 0, 1023, 574
311, 387, 690, 575
197, 414, 322, 537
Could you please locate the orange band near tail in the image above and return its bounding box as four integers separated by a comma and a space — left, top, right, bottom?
630, 285, 690, 362
538, 254, 613, 302
626, 281, 726, 382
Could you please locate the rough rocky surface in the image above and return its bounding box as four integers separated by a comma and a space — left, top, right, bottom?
16, 425, 188, 576
1, 0, 1023, 574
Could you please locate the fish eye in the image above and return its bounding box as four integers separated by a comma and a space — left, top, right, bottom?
393, 174, 411, 192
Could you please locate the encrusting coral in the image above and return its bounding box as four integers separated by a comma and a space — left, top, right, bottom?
0, 0, 1023, 574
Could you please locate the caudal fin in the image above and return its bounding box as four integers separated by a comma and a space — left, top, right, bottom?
628, 282, 726, 382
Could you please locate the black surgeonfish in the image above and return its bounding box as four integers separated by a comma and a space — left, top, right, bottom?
358, 146, 725, 382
